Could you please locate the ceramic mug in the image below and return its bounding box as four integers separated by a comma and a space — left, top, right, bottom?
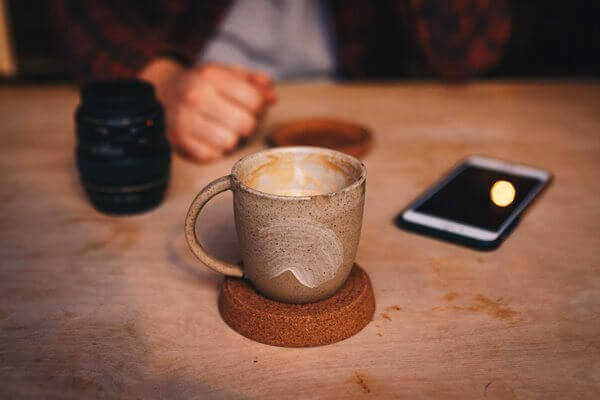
185, 146, 366, 303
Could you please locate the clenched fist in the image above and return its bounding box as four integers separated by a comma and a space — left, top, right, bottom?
140, 58, 276, 162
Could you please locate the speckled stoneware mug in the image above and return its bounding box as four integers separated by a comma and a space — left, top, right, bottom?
185, 146, 366, 304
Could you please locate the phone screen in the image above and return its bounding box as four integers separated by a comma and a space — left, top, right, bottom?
414, 166, 544, 231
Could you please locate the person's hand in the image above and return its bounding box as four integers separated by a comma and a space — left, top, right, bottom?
140, 58, 276, 162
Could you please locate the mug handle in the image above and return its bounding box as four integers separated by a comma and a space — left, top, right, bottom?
184, 175, 244, 278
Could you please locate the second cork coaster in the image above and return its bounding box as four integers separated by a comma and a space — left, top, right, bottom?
268, 118, 373, 158
219, 264, 375, 347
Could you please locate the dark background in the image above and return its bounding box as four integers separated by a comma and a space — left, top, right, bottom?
6, 0, 600, 81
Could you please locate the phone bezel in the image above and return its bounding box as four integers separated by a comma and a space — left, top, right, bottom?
401, 155, 552, 244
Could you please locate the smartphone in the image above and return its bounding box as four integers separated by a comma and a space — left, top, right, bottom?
396, 155, 552, 250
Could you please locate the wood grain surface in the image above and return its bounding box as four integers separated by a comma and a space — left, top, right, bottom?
0, 82, 599, 399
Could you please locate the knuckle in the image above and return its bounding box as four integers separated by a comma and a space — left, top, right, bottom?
196, 148, 211, 161
205, 149, 223, 162
247, 94, 262, 112
234, 114, 255, 135
237, 89, 262, 112
221, 132, 239, 151
194, 144, 218, 162
241, 115, 257, 135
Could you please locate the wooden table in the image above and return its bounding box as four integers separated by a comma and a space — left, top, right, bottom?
1, 82, 599, 399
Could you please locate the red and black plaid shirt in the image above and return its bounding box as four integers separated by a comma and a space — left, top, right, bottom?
52, 0, 511, 81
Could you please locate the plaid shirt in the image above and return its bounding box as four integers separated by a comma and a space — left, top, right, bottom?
52, 0, 511, 80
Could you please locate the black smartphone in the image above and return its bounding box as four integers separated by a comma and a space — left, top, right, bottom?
396, 156, 552, 251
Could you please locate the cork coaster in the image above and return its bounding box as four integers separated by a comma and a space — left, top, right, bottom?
218, 264, 375, 347
268, 118, 373, 158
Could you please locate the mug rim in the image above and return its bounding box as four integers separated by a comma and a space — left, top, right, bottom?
231, 146, 366, 201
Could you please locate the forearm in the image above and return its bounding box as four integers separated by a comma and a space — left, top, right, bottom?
139, 58, 185, 102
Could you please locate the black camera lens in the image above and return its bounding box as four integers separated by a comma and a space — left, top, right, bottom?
75, 80, 170, 214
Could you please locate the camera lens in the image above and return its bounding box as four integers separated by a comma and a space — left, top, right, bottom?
75, 80, 170, 214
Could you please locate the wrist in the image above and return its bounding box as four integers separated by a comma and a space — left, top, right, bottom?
139, 58, 184, 101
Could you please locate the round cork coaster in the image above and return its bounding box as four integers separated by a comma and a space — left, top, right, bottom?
219, 264, 375, 347
268, 118, 373, 158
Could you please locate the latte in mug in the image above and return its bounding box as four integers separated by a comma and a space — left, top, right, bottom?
185, 146, 366, 303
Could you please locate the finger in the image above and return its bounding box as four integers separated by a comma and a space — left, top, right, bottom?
197, 89, 257, 137
180, 138, 223, 163
221, 66, 277, 103
182, 82, 257, 137
167, 119, 223, 163
183, 108, 240, 151
197, 66, 265, 113
218, 64, 274, 88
